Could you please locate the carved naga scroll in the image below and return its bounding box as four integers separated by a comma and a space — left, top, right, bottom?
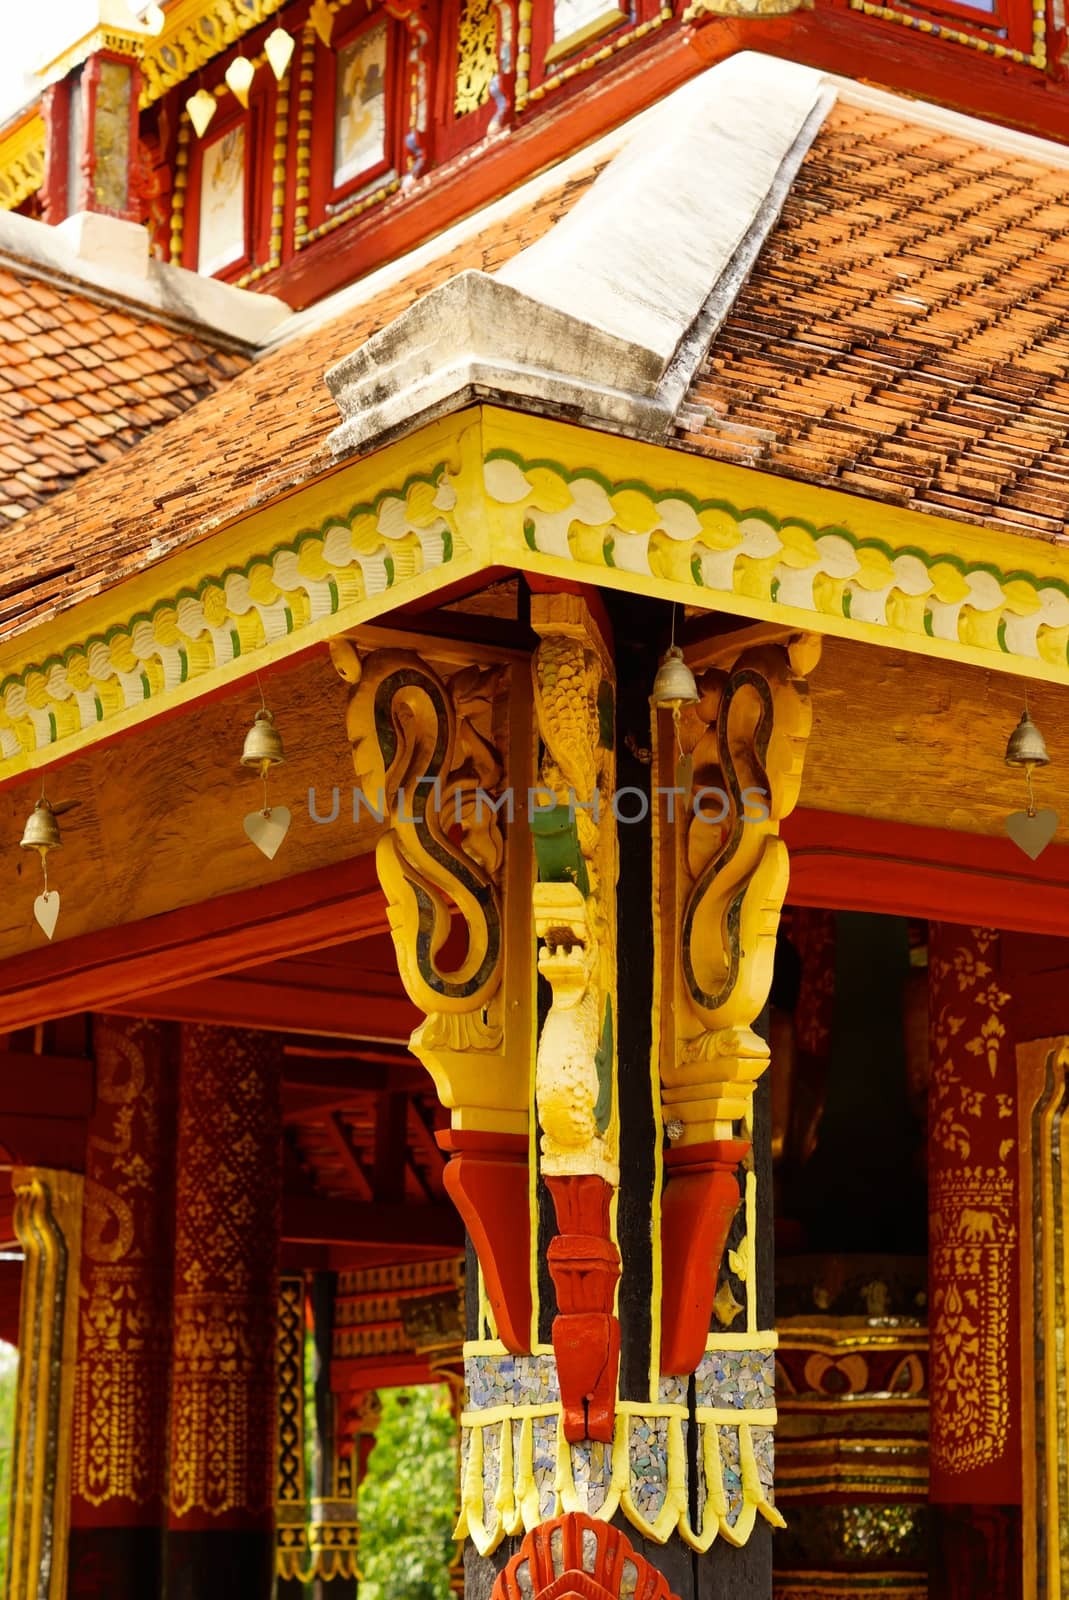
530, 594, 619, 1443
658, 634, 820, 1374
332, 639, 534, 1352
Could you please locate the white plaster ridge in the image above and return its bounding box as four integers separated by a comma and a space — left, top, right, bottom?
325, 53, 831, 460
0, 209, 290, 349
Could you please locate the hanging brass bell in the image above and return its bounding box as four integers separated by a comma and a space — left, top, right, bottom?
1005, 709, 1050, 768
651, 645, 699, 712
20, 797, 62, 856
241, 708, 286, 775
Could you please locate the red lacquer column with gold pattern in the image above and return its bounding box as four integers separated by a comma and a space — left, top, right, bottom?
163, 1024, 283, 1600
927, 925, 1021, 1593
68, 1017, 178, 1600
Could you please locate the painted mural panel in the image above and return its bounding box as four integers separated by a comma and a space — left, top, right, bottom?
197, 123, 247, 276
334, 21, 388, 188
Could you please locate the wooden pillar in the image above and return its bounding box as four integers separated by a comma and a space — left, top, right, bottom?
163, 1024, 283, 1600
67, 1018, 179, 1599
40, 28, 144, 225
334, 610, 818, 1600
1018, 1035, 1069, 1600
927, 924, 1022, 1599
6, 1167, 83, 1600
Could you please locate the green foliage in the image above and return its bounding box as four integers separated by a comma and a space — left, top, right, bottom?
357, 1385, 458, 1600
0, 1341, 18, 1594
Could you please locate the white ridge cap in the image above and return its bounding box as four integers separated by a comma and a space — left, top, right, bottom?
324, 53, 831, 457
0, 208, 289, 349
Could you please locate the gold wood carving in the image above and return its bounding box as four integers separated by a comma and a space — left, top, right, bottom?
664, 635, 820, 1143
7, 1168, 84, 1600
455, 0, 499, 116
335, 640, 531, 1132
0, 115, 46, 212
1018, 1036, 1069, 1600
530, 593, 617, 1183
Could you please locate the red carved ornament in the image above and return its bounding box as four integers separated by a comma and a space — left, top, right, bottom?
491, 1512, 680, 1600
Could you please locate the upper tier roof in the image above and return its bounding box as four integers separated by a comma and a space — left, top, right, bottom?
7, 54, 1069, 650
0, 154, 603, 640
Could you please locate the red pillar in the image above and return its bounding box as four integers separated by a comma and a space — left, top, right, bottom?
67, 1018, 178, 1599
927, 924, 1021, 1596
163, 1024, 283, 1600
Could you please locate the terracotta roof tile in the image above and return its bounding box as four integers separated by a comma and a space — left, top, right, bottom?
681, 103, 1069, 539
0, 268, 247, 537
0, 157, 605, 640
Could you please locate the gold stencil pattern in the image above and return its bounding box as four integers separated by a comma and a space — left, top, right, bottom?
928, 925, 1018, 1490
455, 0, 498, 116
169, 1025, 283, 1522
73, 1018, 176, 1512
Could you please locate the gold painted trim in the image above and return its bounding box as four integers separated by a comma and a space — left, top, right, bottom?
849, 0, 1046, 70
516, 2, 673, 109
7, 1168, 83, 1600
1018, 1035, 1069, 1600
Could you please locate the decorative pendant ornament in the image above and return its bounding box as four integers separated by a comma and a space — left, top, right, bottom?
20, 794, 67, 941
651, 613, 699, 793
309, 0, 335, 45
225, 56, 256, 107
185, 88, 217, 138
241, 700, 290, 860
264, 26, 295, 80
1004, 705, 1057, 860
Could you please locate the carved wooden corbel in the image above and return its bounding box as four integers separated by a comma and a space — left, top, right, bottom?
658, 634, 820, 1374
530, 594, 619, 1442
333, 639, 533, 1352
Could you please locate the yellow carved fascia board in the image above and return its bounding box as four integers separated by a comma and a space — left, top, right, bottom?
10, 400, 1069, 789
0, 112, 45, 212
0, 412, 490, 787
478, 408, 1069, 688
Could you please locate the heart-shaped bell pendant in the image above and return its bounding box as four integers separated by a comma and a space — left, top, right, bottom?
244, 806, 291, 861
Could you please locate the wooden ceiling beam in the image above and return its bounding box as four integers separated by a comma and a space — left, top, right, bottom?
785, 809, 1069, 935
0, 851, 388, 1033
282, 1056, 427, 1096
0, 1052, 93, 1117
109, 973, 417, 1042
323, 1112, 375, 1203
407, 1101, 447, 1182
282, 1193, 463, 1250
373, 1091, 408, 1206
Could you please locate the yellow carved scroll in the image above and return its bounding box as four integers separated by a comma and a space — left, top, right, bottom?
660, 634, 820, 1144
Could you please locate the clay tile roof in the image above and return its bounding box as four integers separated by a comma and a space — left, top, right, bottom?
679, 101, 1069, 540
0, 159, 604, 643
0, 267, 248, 531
